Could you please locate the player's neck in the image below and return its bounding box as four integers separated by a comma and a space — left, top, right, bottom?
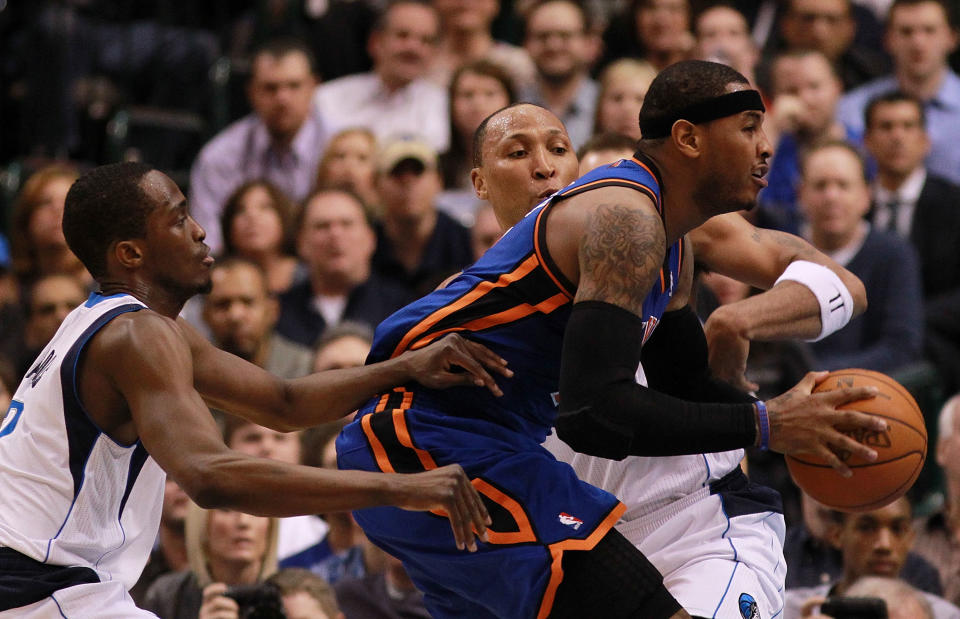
643, 151, 704, 243
96, 279, 186, 319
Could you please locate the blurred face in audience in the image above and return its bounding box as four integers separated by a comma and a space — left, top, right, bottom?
28, 176, 73, 250
470, 203, 502, 258
371, 3, 440, 88
781, 0, 855, 61
595, 62, 655, 141
886, 1, 958, 83
864, 99, 930, 179
525, 1, 590, 82
313, 335, 371, 372
206, 509, 271, 569
694, 5, 757, 74
162, 479, 190, 529
203, 262, 277, 361
772, 52, 843, 138
318, 131, 378, 204
635, 0, 691, 56
830, 497, 914, 581
378, 160, 443, 222
248, 51, 317, 143
229, 185, 287, 258
26, 275, 87, 350
298, 192, 375, 285
282, 591, 335, 619
579, 146, 633, 177
452, 71, 512, 143
433, 0, 498, 32
800, 145, 871, 251
229, 422, 302, 464
472, 104, 578, 229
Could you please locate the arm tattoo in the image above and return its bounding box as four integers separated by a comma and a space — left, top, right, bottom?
575, 203, 666, 315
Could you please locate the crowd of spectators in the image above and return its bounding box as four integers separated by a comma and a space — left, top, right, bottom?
3, 0, 960, 616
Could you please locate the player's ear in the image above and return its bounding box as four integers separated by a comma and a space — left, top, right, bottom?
472, 168, 488, 201
672, 120, 701, 159
114, 240, 145, 270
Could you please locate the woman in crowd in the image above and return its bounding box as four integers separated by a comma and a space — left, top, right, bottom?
144, 503, 279, 619
592, 58, 658, 141
439, 60, 515, 193
10, 164, 89, 288
220, 180, 301, 295
315, 128, 380, 213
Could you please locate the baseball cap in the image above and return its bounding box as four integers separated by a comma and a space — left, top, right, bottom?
377, 136, 438, 175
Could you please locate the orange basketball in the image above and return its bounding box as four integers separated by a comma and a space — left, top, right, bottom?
785, 369, 927, 512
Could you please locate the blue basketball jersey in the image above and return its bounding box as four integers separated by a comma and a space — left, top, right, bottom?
365, 152, 683, 442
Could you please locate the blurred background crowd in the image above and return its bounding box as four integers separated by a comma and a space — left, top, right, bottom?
3, 0, 960, 616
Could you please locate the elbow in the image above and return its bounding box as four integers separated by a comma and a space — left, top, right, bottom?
178, 463, 233, 510
555, 403, 631, 461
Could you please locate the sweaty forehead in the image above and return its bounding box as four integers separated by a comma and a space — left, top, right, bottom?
140, 170, 183, 210
483, 105, 567, 149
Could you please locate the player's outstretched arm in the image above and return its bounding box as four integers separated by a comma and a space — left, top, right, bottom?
688, 213, 867, 390
179, 319, 511, 431
98, 313, 490, 550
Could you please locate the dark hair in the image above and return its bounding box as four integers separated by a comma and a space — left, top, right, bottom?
220, 180, 298, 258
315, 320, 374, 356
786, 0, 852, 16
63, 162, 155, 280
442, 60, 517, 188
801, 138, 868, 181
250, 36, 318, 77
864, 90, 927, 130
888, 0, 956, 29
207, 255, 270, 294
638, 60, 750, 143
472, 102, 554, 167
578, 132, 638, 160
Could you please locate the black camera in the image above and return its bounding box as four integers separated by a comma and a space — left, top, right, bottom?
820, 596, 888, 619
223, 582, 286, 619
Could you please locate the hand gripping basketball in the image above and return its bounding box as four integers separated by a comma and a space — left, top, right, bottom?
764, 371, 887, 478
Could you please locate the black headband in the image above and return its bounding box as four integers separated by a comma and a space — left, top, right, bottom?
639, 90, 766, 139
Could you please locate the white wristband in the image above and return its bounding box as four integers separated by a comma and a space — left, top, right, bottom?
774, 260, 854, 342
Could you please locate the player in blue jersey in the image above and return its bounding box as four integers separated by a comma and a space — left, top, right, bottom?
337, 61, 888, 618
0, 162, 507, 617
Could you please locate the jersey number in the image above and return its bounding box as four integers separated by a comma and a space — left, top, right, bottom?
0, 400, 24, 438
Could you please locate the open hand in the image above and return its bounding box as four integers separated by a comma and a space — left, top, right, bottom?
766, 371, 886, 477
402, 334, 513, 396
392, 464, 491, 552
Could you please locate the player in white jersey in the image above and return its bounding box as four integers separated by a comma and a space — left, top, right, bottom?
0, 162, 507, 617
470, 83, 878, 618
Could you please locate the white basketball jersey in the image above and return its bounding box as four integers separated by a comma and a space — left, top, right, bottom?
0, 292, 165, 590
545, 362, 743, 527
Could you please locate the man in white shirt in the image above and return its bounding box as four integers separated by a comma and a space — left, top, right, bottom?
313, 1, 449, 153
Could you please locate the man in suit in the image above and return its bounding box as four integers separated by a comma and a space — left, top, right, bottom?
863, 90, 960, 391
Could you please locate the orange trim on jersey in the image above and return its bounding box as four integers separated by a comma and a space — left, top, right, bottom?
472, 478, 537, 545
533, 206, 575, 300
361, 413, 395, 474
676, 237, 684, 285
393, 408, 437, 471
374, 392, 391, 413
408, 293, 570, 350
535, 502, 628, 618
630, 158, 663, 211
658, 268, 666, 293
391, 255, 541, 357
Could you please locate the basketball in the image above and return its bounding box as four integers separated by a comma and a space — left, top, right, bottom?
785, 369, 927, 512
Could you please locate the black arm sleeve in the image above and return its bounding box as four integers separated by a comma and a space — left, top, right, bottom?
640, 305, 757, 404
555, 301, 757, 460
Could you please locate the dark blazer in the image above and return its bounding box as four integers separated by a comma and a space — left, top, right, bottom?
906, 174, 960, 303
276, 275, 415, 348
